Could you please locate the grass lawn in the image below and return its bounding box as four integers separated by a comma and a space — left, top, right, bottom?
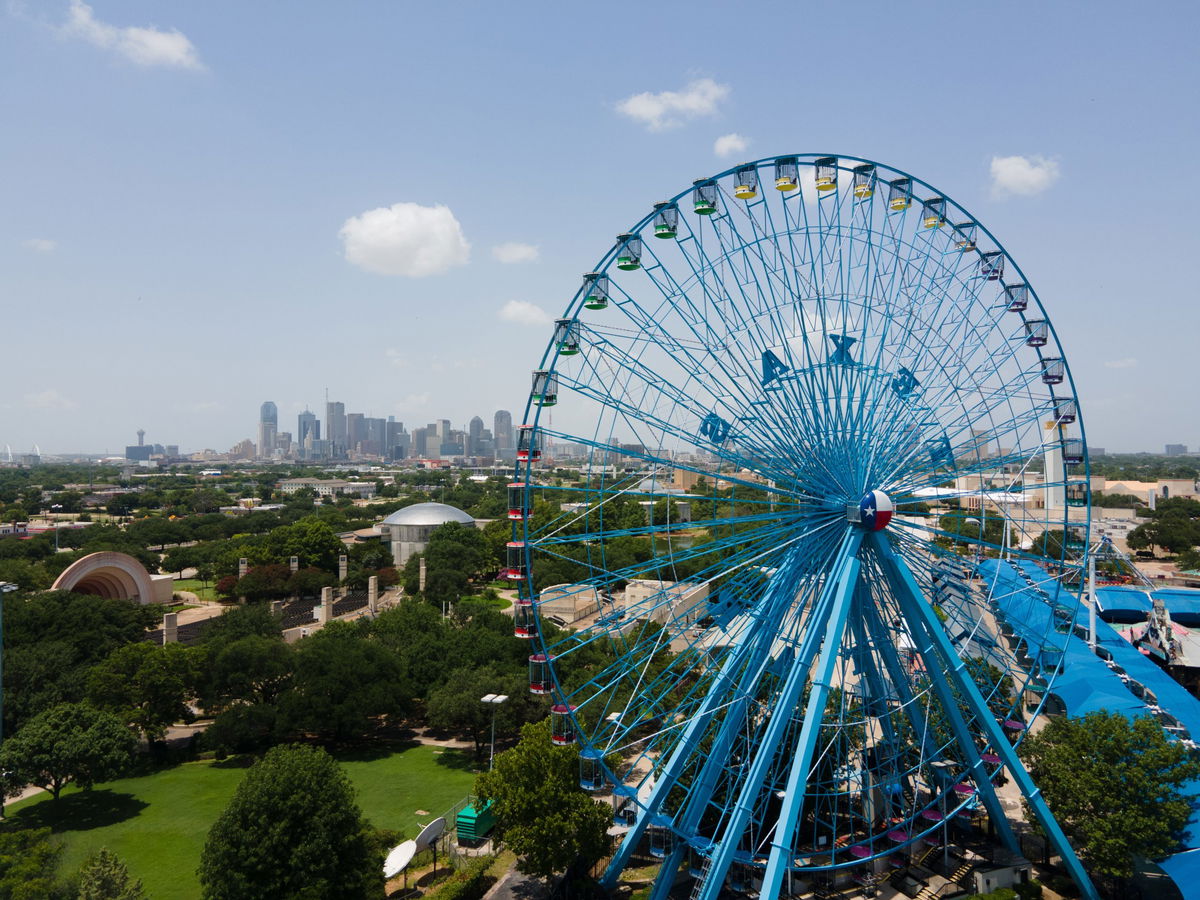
171, 578, 218, 602
2, 744, 478, 900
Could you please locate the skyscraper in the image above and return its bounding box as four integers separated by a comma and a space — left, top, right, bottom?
346, 413, 365, 453
297, 409, 319, 450
325, 401, 346, 457
259, 401, 278, 458
494, 409, 513, 460
468, 416, 484, 455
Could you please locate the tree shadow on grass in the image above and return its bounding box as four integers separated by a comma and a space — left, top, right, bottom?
434, 749, 479, 772
5, 789, 148, 834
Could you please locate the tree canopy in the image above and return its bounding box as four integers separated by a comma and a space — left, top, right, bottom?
475, 720, 612, 882
198, 744, 383, 900
0, 702, 137, 800
1020, 710, 1200, 880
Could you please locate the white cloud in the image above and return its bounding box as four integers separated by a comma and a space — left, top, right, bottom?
989, 155, 1060, 197
21, 238, 56, 252
492, 242, 539, 264
617, 78, 730, 131
498, 300, 551, 326
340, 202, 470, 277
714, 133, 749, 158
63, 0, 203, 70
1104, 357, 1138, 369
24, 389, 76, 411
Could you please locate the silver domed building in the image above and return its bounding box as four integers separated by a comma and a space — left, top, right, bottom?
379, 502, 475, 565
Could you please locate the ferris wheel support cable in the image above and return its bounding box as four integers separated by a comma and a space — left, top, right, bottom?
702, 531, 863, 900
872, 531, 1099, 900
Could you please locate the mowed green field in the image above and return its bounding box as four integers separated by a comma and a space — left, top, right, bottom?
2, 744, 477, 900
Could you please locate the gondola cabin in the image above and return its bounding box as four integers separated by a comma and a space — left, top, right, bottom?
531, 369, 558, 406
516, 425, 540, 461
553, 318, 580, 356
1005, 283, 1029, 312
647, 817, 674, 858
1066, 525, 1087, 551
528, 653, 552, 694
887, 177, 912, 211
613, 785, 637, 827
922, 196, 946, 229
853, 163, 876, 199
582, 272, 609, 310
652, 202, 678, 239
815, 156, 838, 192
507, 483, 528, 521
1054, 399, 1078, 424
1066, 482, 1089, 507
616, 233, 642, 271
954, 222, 977, 251
1040, 357, 1065, 385
693, 179, 719, 215
503, 541, 527, 581
733, 164, 759, 199
1062, 438, 1084, 465
1024, 320, 1049, 347
579, 750, 604, 791
774, 156, 799, 191
980, 251, 1004, 281
550, 704, 576, 745
512, 597, 536, 638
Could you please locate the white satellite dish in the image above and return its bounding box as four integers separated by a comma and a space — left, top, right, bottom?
384, 840, 417, 878
414, 816, 446, 852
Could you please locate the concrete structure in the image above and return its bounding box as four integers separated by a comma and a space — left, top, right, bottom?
540, 583, 601, 623
277, 477, 378, 499
52, 551, 174, 604
379, 502, 475, 565
624, 579, 709, 626
258, 401, 278, 458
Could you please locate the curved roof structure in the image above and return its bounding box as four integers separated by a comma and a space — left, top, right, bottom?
381, 502, 474, 528
51, 551, 157, 604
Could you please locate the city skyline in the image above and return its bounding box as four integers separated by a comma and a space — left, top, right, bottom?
2, 3, 1198, 454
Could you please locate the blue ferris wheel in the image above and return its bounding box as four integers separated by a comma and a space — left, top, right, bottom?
508, 155, 1097, 900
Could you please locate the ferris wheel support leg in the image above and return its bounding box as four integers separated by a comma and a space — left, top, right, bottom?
874, 542, 1021, 856
705, 535, 864, 900
601, 544, 820, 891
871, 534, 1100, 900
645, 540, 857, 900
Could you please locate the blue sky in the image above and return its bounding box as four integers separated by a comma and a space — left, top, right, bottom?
1, 0, 1196, 455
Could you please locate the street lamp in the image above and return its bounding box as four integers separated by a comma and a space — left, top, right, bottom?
481, 693, 509, 770
0, 581, 17, 819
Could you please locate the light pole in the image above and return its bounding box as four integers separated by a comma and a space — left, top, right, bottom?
481, 693, 508, 770
0, 581, 17, 819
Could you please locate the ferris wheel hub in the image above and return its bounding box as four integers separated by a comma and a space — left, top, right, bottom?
855, 490, 893, 531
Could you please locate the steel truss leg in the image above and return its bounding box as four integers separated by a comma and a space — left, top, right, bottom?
698, 531, 864, 900
645, 543, 848, 900
871, 534, 1100, 900
603, 543, 817, 890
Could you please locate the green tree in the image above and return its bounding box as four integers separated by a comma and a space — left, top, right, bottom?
426, 666, 542, 757
475, 720, 612, 882
206, 635, 293, 706
197, 744, 383, 900
86, 643, 196, 742
0, 827, 64, 900
77, 848, 146, 900
1020, 710, 1200, 880
0, 703, 137, 800
280, 623, 410, 741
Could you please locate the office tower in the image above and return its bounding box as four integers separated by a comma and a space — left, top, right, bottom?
325, 401, 346, 457
346, 413, 365, 453
468, 416, 484, 455
494, 409, 513, 459
386, 419, 409, 460
259, 401, 278, 458
298, 409, 319, 450
437, 419, 451, 440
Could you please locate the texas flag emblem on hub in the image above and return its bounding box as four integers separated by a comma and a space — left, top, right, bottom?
858, 490, 894, 531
